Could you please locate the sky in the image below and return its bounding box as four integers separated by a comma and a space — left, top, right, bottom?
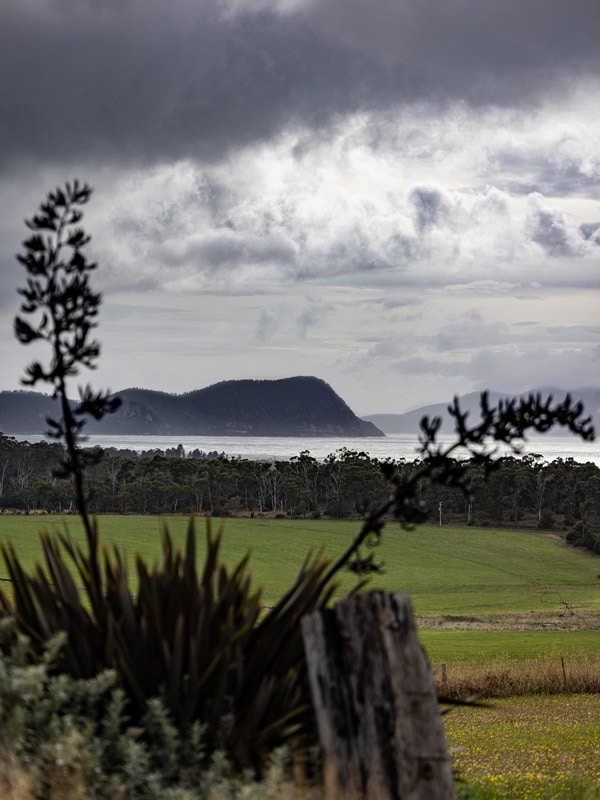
0, 0, 599, 416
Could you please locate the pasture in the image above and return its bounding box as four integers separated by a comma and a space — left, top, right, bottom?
1, 513, 599, 669
1, 513, 599, 798
0, 513, 598, 616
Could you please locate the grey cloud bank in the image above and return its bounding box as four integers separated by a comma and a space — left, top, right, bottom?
2, 0, 599, 167
0, 0, 598, 415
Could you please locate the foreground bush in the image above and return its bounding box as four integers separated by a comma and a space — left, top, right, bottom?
0, 516, 343, 773
0, 624, 318, 799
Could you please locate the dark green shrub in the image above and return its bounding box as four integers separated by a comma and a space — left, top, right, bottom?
567, 520, 584, 544
0, 516, 340, 772
0, 625, 312, 799
538, 509, 556, 529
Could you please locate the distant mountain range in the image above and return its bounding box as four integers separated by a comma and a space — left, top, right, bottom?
0, 377, 384, 438
1, 381, 597, 440
363, 387, 600, 436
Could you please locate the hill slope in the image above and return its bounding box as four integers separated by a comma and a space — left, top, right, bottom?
364, 387, 600, 435
0, 377, 384, 437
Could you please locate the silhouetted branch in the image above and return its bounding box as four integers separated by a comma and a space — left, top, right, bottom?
325, 391, 595, 583
15, 181, 121, 543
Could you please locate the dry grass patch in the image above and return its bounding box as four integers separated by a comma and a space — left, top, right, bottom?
435, 655, 600, 698
419, 608, 600, 631
421, 606, 600, 697
0, 751, 35, 800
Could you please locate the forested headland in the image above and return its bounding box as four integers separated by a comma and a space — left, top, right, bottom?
0, 376, 384, 437
1, 433, 598, 553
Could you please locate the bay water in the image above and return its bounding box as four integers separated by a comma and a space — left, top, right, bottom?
13, 432, 600, 466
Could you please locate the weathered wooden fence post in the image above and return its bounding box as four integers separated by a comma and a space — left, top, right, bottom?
301, 591, 456, 800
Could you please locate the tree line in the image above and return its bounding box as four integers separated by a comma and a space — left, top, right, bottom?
1, 433, 598, 547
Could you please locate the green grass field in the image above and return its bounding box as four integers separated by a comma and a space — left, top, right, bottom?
421, 629, 600, 665
1, 513, 598, 610
1, 514, 599, 667
1, 513, 599, 798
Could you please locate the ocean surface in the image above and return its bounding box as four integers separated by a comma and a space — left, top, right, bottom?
13, 432, 600, 466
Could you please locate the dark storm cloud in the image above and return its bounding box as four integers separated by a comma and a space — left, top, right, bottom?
302, 0, 600, 101
0, 0, 391, 169
2, 0, 599, 171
